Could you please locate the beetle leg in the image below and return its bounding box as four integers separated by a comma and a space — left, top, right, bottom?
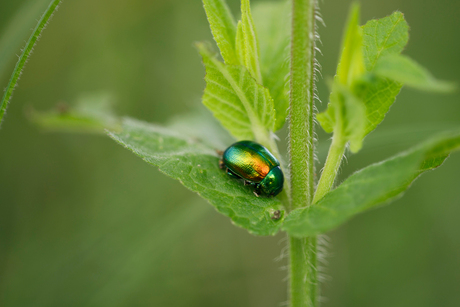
219, 159, 225, 169
215, 149, 224, 156
244, 180, 251, 186
226, 168, 242, 179
253, 184, 261, 197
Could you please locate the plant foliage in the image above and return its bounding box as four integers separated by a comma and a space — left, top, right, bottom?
29, 1, 458, 240
199, 0, 291, 146
284, 132, 460, 237
109, 118, 285, 236
0, 0, 62, 127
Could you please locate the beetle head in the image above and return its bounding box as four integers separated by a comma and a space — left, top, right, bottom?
260, 166, 284, 196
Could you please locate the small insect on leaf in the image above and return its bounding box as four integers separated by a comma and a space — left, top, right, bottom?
220, 140, 284, 197
109, 118, 285, 236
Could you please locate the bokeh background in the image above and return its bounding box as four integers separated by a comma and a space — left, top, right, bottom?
1, 0, 459, 306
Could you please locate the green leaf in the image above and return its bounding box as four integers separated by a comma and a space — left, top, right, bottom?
317, 4, 367, 152
362, 11, 409, 71
253, 0, 291, 131
374, 54, 456, 92
29, 93, 121, 134
356, 76, 403, 136
197, 42, 275, 143
283, 131, 460, 237
202, 0, 238, 65
235, 21, 245, 65
356, 11, 409, 135
317, 81, 366, 152
201, 0, 291, 133
337, 86, 366, 153
108, 118, 285, 236
316, 109, 334, 134
238, 0, 263, 83
0, 0, 62, 127
336, 3, 365, 87
319, 11, 411, 142
167, 107, 235, 149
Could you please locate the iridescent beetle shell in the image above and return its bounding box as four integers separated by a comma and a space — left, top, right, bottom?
221, 140, 284, 197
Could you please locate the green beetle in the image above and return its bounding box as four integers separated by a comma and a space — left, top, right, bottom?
219, 140, 284, 197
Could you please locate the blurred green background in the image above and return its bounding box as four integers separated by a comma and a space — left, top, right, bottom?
0, 0, 459, 306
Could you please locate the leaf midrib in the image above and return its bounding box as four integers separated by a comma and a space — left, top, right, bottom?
370, 13, 404, 69
209, 55, 265, 139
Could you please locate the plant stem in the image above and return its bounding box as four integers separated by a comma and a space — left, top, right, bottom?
313, 132, 346, 204
289, 236, 318, 307
288, 0, 317, 306
0, 0, 62, 127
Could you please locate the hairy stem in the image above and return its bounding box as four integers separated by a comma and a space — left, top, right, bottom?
0, 0, 62, 127
313, 132, 346, 204
288, 0, 318, 306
